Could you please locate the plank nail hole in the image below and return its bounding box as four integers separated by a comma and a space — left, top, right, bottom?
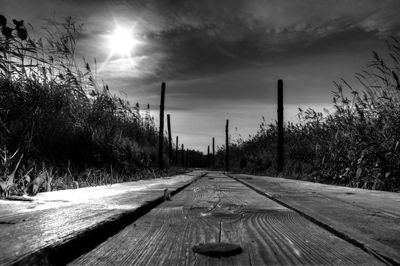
192, 242, 243, 257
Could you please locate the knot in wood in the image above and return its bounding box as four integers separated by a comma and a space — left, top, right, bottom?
192, 242, 243, 257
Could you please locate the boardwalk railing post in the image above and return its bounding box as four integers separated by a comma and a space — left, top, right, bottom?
277, 79, 284, 173
225, 119, 229, 172
158, 82, 166, 170
212, 137, 215, 168
175, 136, 179, 166
167, 114, 172, 164
207, 145, 210, 168
186, 149, 189, 168
181, 144, 184, 167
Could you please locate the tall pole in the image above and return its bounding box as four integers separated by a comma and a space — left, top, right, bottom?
207, 145, 210, 168
167, 114, 172, 164
186, 149, 189, 168
225, 119, 229, 172
181, 144, 184, 167
212, 137, 215, 168
175, 136, 179, 166
277, 79, 284, 173
158, 82, 166, 170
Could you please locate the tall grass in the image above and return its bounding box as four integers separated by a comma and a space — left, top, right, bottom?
220, 37, 400, 192
0, 15, 175, 197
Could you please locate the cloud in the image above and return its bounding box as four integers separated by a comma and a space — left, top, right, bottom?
4, 0, 398, 82
101, 0, 397, 82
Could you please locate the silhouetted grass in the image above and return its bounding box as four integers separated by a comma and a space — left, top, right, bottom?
220, 37, 400, 192
0, 15, 175, 197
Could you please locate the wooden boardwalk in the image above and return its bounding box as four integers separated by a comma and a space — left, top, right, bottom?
0, 171, 204, 265
1, 171, 399, 265
230, 174, 400, 265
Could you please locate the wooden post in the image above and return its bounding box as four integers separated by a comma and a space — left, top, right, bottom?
158, 82, 166, 170
225, 119, 229, 172
277, 79, 284, 173
212, 137, 215, 168
175, 136, 179, 166
186, 149, 189, 168
207, 145, 210, 168
167, 114, 172, 164
181, 144, 184, 167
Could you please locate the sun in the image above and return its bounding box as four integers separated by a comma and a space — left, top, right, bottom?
108, 26, 137, 56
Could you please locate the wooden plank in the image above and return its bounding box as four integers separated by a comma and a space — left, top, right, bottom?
71, 172, 382, 266
231, 173, 400, 265
0, 171, 204, 265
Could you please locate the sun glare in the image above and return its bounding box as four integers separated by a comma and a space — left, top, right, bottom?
108, 26, 137, 56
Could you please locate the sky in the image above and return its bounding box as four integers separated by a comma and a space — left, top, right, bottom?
1, 0, 400, 152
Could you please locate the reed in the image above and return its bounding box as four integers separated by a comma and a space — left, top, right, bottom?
220, 37, 400, 192
0, 15, 173, 196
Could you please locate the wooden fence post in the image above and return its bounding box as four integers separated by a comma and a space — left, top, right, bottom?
207, 145, 210, 168
186, 149, 189, 168
167, 114, 172, 164
212, 137, 215, 168
181, 144, 184, 167
225, 119, 229, 172
277, 79, 284, 173
175, 136, 179, 166
158, 82, 165, 170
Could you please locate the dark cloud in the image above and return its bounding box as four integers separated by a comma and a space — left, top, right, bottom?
4, 0, 399, 82
102, 0, 399, 82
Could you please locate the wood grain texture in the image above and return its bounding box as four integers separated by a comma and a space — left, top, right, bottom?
72, 172, 382, 266
231, 173, 400, 265
0, 171, 203, 265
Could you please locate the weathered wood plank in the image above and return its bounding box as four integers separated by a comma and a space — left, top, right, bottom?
0, 171, 204, 265
72, 172, 382, 266
231, 173, 400, 265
